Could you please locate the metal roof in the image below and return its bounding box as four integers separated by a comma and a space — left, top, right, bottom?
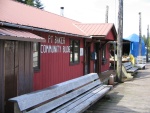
75, 23, 114, 36
0, 28, 46, 42
0, 0, 117, 39
0, 0, 85, 36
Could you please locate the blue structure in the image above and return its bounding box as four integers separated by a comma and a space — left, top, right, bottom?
123, 34, 146, 57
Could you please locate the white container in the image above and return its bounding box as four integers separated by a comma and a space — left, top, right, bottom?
109, 74, 114, 85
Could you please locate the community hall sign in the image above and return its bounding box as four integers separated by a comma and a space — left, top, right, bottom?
41, 35, 70, 54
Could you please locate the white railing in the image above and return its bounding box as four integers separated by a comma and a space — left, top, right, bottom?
136, 56, 146, 64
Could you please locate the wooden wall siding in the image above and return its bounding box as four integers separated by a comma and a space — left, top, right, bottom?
18, 41, 25, 95
34, 34, 84, 90
24, 42, 33, 93
0, 40, 4, 113
106, 30, 115, 40
4, 41, 17, 113
0, 40, 33, 113
29, 42, 33, 92
15, 41, 19, 95
18, 41, 33, 95
101, 44, 110, 72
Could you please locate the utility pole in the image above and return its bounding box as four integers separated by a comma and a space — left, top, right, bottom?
147, 25, 149, 62
117, 0, 123, 83
105, 5, 109, 23
139, 12, 142, 56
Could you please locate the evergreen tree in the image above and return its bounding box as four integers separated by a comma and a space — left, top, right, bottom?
16, 0, 26, 3
16, 0, 43, 9
142, 35, 150, 46
26, 0, 34, 6
142, 35, 147, 44
34, 0, 44, 9
142, 35, 150, 54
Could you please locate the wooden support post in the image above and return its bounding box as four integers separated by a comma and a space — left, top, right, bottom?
147, 25, 149, 62
14, 103, 22, 113
117, 0, 123, 83
139, 12, 142, 56
113, 42, 116, 70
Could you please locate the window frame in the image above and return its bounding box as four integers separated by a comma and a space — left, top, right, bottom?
33, 42, 40, 71
70, 39, 80, 65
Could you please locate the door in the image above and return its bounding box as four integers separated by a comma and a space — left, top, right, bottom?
85, 42, 91, 74
4, 41, 17, 113
94, 43, 100, 73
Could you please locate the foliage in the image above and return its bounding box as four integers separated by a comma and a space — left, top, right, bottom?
16, 0, 43, 9
142, 35, 150, 46
26, 0, 34, 6
34, 0, 44, 9
142, 35, 146, 44
142, 34, 150, 54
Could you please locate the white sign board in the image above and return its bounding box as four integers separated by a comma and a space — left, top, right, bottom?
80, 48, 83, 56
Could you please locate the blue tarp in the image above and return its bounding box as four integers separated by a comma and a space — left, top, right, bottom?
123, 34, 146, 57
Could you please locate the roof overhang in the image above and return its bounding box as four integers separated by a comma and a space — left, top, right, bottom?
0, 22, 87, 39
0, 27, 46, 42
90, 35, 105, 38
90, 35, 113, 42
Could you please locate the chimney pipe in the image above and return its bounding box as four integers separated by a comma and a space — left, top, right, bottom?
105, 5, 109, 23
60, 7, 64, 16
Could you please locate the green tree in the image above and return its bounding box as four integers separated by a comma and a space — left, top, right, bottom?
34, 0, 44, 9
16, 0, 43, 9
142, 35, 150, 47
16, 0, 26, 3
26, 0, 34, 6
142, 35, 147, 44
142, 35, 150, 55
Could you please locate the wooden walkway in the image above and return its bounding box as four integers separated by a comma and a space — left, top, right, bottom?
85, 63, 150, 113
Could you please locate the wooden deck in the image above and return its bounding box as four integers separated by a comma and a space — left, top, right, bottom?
99, 70, 116, 84
85, 63, 150, 113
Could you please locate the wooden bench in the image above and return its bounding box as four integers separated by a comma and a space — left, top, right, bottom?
122, 62, 138, 79
9, 73, 112, 113
135, 56, 146, 69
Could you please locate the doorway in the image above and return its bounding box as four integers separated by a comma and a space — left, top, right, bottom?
85, 42, 91, 74
94, 43, 100, 73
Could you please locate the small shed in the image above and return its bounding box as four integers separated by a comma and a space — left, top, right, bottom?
0, 28, 45, 113
123, 34, 146, 57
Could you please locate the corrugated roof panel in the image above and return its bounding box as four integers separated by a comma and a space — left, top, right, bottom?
75, 23, 113, 36
0, 0, 85, 36
0, 28, 45, 42
0, 0, 117, 39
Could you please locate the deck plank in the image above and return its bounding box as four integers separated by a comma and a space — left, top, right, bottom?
85, 63, 150, 113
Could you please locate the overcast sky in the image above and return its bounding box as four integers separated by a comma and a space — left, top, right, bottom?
41, 0, 150, 38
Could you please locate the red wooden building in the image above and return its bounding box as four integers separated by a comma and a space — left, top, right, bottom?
0, 0, 117, 113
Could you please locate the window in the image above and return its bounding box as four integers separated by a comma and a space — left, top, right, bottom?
33, 42, 40, 71
70, 39, 80, 64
